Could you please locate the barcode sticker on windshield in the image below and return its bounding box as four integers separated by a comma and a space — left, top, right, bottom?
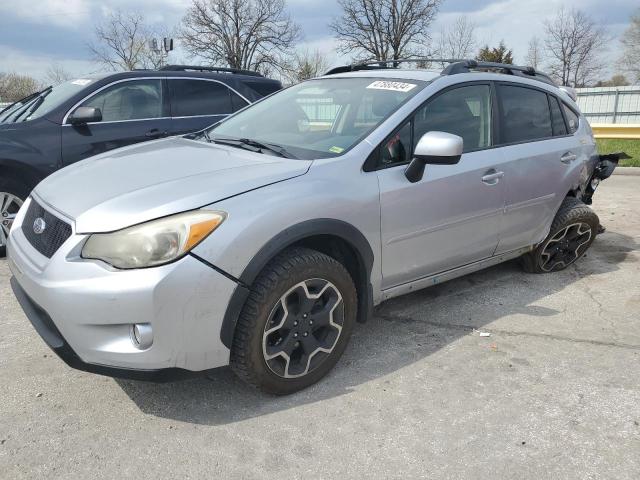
71, 79, 92, 86
367, 81, 417, 92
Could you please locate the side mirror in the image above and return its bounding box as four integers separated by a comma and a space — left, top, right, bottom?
68, 106, 102, 125
404, 131, 463, 183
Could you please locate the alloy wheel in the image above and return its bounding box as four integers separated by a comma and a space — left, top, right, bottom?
0, 192, 23, 248
540, 222, 592, 272
262, 278, 344, 378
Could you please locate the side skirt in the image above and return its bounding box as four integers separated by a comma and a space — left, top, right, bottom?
380, 246, 532, 302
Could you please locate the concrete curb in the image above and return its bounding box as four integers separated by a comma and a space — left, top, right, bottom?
613, 167, 640, 176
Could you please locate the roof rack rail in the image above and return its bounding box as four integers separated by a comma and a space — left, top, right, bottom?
158, 65, 263, 77
442, 60, 556, 86
325, 58, 557, 88
324, 58, 462, 76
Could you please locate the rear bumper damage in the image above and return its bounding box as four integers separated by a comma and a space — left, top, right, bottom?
581, 152, 630, 205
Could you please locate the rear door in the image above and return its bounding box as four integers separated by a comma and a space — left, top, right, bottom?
167, 78, 249, 135
61, 78, 170, 165
494, 83, 579, 253
376, 83, 507, 288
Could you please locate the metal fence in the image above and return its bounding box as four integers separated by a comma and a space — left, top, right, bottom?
575, 86, 640, 124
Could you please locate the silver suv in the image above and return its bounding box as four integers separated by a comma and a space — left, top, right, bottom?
7, 60, 618, 394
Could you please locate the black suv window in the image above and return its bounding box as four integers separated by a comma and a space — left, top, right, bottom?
80, 80, 163, 122
549, 96, 568, 136
170, 79, 245, 117
498, 85, 552, 144
563, 104, 580, 134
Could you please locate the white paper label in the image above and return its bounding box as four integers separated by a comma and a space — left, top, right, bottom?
366, 80, 417, 92
71, 79, 92, 86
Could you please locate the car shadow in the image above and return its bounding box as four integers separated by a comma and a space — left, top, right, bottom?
115, 229, 638, 425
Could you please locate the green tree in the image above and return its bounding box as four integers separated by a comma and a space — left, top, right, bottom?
476, 41, 513, 64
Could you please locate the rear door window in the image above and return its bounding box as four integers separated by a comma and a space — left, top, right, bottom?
498, 85, 552, 144
169, 79, 235, 117
79, 79, 163, 122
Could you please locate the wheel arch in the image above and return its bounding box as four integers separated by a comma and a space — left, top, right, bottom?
220, 218, 375, 349
0, 159, 42, 192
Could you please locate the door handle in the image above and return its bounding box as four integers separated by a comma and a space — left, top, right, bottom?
482, 170, 504, 185
145, 129, 168, 138
560, 152, 578, 164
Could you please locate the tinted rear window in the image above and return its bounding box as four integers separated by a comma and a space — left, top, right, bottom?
498, 85, 552, 144
244, 80, 282, 97
170, 79, 233, 117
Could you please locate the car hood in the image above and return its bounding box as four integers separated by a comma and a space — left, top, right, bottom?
34, 137, 311, 233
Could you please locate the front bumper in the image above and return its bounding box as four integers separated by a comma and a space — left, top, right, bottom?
8, 197, 238, 379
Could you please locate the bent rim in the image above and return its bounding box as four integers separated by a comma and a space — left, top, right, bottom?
262, 278, 344, 379
0, 192, 23, 248
540, 222, 593, 272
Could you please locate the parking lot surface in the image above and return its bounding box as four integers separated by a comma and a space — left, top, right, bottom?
1, 175, 639, 479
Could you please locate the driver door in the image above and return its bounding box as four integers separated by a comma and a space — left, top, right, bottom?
376, 83, 507, 289
61, 79, 171, 166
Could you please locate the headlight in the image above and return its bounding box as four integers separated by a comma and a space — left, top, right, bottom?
81, 210, 226, 269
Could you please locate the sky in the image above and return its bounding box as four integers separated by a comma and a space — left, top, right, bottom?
0, 0, 637, 81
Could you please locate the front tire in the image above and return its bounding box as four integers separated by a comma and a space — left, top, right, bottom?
0, 178, 29, 257
522, 197, 599, 273
230, 247, 357, 395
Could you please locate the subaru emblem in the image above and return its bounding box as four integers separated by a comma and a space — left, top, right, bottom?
33, 217, 46, 235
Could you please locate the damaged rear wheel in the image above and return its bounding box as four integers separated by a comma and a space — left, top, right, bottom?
522, 197, 599, 273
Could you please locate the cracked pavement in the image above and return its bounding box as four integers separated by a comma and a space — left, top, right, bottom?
1, 175, 639, 479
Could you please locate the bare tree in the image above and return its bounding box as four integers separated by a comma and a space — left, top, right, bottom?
180, 0, 300, 73
330, 0, 442, 61
45, 63, 73, 85
0, 73, 41, 102
285, 49, 330, 84
88, 10, 168, 71
619, 9, 640, 82
525, 36, 544, 69
436, 16, 476, 65
544, 8, 608, 87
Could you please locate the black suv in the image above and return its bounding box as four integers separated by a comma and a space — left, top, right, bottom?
0, 65, 281, 254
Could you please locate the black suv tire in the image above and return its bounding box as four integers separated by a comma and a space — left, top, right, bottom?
230, 247, 357, 395
521, 197, 599, 273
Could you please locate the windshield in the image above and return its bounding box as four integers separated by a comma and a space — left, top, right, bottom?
1, 77, 98, 123
208, 77, 426, 159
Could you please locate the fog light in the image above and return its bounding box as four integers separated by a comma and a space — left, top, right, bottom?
131, 323, 153, 350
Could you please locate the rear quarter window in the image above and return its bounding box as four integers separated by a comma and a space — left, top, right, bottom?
549, 96, 568, 136
563, 104, 580, 134
244, 80, 282, 97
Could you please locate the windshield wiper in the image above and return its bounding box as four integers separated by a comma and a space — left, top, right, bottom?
238, 138, 297, 159
211, 136, 297, 159
0, 88, 44, 117
201, 129, 213, 143
12, 86, 52, 123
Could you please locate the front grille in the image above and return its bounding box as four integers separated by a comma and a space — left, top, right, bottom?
22, 199, 72, 258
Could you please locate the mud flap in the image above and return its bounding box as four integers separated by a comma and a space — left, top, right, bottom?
581, 152, 630, 205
